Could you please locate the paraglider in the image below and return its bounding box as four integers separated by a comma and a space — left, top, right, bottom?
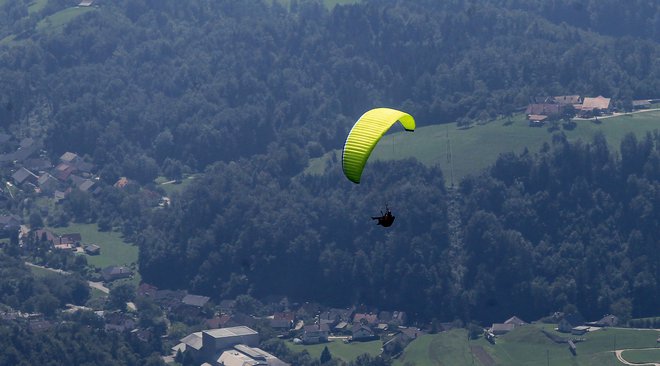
342, 108, 415, 227
342, 108, 415, 184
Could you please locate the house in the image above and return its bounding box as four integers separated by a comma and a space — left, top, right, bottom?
586, 314, 618, 327
554, 95, 582, 106
490, 323, 515, 335
24, 158, 53, 172
37, 173, 59, 194
571, 326, 590, 335
379, 310, 407, 326
558, 313, 585, 333
632, 100, 651, 109
525, 103, 563, 119
0, 215, 21, 232
580, 96, 612, 116
101, 265, 133, 282
182, 294, 211, 308
353, 313, 378, 325
60, 152, 81, 165
84, 244, 101, 255
302, 324, 329, 344
504, 316, 527, 327
270, 311, 295, 330
12, 167, 38, 186
60, 233, 82, 245
52, 162, 75, 181
104, 312, 136, 332
352, 325, 376, 341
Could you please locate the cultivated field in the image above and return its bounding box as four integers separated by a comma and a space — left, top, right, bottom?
306, 110, 660, 186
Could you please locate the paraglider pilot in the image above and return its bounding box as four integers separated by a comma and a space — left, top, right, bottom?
372, 205, 395, 227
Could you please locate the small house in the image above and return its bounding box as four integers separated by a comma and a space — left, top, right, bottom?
12, 167, 38, 186
302, 324, 329, 344
84, 244, 101, 255
352, 325, 376, 341
504, 316, 527, 327
490, 323, 514, 335
101, 265, 133, 282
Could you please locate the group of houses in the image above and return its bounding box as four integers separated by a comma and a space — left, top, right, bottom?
3, 142, 98, 201
24, 227, 104, 256
487, 312, 619, 339
525, 95, 656, 126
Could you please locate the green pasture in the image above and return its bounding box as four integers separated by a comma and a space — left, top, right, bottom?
306, 110, 660, 186
621, 348, 660, 364
394, 325, 659, 366
36, 6, 95, 32
49, 223, 138, 269
28, 0, 48, 14
155, 174, 198, 196
287, 339, 381, 363
393, 329, 476, 366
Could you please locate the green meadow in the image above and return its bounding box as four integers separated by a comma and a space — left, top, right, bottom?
36, 6, 95, 33
49, 223, 138, 269
287, 339, 381, 363
392, 325, 660, 366
28, 0, 48, 14
306, 110, 660, 186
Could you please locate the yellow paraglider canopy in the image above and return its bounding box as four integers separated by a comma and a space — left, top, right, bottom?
342, 108, 415, 184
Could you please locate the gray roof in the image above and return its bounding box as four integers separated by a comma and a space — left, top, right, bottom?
12, 167, 37, 184
180, 332, 203, 350
204, 326, 258, 339
182, 294, 210, 307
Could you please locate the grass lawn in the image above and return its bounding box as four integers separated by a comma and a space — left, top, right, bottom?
49, 223, 138, 269
28, 0, 48, 14
36, 6, 95, 32
306, 110, 660, 186
287, 339, 381, 363
155, 174, 199, 196
394, 325, 659, 366
621, 348, 660, 364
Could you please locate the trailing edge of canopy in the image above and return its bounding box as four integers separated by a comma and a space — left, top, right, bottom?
342, 108, 415, 184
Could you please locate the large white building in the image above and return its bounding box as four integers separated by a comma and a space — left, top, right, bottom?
173, 326, 288, 366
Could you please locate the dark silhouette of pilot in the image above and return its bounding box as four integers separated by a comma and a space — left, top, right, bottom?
372, 206, 395, 227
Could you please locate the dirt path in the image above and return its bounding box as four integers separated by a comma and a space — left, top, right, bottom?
614, 348, 660, 366
470, 345, 496, 366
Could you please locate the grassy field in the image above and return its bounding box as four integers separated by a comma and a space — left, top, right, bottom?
287, 339, 381, 363
49, 223, 138, 269
36, 6, 95, 32
28, 0, 48, 14
155, 174, 199, 196
621, 348, 660, 364
306, 110, 660, 186
393, 325, 660, 366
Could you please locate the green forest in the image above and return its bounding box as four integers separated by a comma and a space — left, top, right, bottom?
1, 0, 659, 350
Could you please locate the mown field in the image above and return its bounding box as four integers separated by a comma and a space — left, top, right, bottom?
306, 110, 660, 186
286, 339, 381, 363
36, 6, 95, 32
392, 325, 660, 366
49, 223, 138, 269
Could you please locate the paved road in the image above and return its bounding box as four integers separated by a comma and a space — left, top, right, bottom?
614, 348, 660, 366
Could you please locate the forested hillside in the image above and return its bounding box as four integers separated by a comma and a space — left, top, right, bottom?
1, 0, 659, 325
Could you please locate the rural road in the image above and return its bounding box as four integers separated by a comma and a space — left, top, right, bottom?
614, 348, 660, 366
573, 107, 660, 121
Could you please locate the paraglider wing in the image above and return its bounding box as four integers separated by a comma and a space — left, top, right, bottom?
342, 108, 415, 184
